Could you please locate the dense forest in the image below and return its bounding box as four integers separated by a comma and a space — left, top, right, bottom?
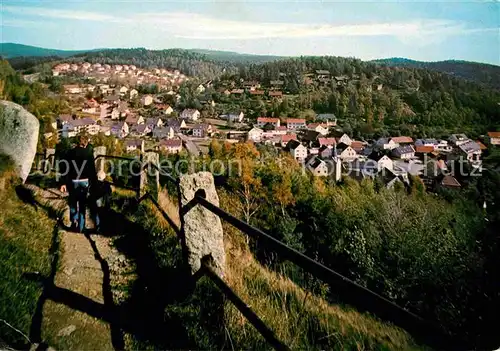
188, 56, 500, 138
159, 140, 500, 349
373, 58, 500, 90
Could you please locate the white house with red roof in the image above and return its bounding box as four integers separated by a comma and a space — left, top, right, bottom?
488, 131, 500, 145
257, 117, 280, 128
286, 118, 307, 130
307, 123, 329, 136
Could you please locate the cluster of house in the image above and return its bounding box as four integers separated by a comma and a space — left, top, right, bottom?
57, 101, 213, 155
54, 62, 187, 89
302, 70, 384, 91
247, 117, 499, 190
214, 79, 286, 100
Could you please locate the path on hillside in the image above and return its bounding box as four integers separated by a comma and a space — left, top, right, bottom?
27, 185, 136, 350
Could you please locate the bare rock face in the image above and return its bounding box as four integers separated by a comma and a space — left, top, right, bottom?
179, 171, 226, 276
0, 101, 39, 182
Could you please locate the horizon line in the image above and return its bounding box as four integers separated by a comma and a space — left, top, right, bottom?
1, 41, 498, 66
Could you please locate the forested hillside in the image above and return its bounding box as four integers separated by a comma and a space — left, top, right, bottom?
162, 140, 500, 349
73, 48, 239, 79
373, 58, 500, 90
0, 43, 89, 58
206, 56, 500, 137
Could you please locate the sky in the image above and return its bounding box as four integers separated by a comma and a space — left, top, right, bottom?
1, 0, 499, 64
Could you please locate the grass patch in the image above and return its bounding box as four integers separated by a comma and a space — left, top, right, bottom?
0, 178, 56, 348
112, 188, 423, 350
224, 227, 421, 350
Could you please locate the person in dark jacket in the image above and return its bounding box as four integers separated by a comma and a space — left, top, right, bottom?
59, 134, 98, 232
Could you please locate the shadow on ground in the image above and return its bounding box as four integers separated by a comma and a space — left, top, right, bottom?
19, 185, 225, 350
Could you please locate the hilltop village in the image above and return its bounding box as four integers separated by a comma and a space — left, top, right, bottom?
42, 61, 499, 191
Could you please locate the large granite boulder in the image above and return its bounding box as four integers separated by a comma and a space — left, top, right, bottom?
179, 172, 226, 276
0, 101, 39, 182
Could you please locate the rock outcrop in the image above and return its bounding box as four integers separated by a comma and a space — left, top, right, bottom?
0, 101, 39, 182
179, 172, 226, 276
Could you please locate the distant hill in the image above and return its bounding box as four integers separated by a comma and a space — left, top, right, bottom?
0, 43, 91, 58
372, 58, 500, 90
1, 43, 281, 64
188, 49, 282, 64
3, 43, 499, 89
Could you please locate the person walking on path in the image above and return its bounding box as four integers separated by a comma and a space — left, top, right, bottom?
59, 134, 98, 233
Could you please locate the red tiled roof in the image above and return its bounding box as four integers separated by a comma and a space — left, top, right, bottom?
488, 131, 500, 138
250, 90, 265, 95
391, 136, 413, 144
308, 123, 327, 129
257, 117, 280, 123
286, 118, 306, 124
350, 141, 364, 150
276, 126, 287, 131
281, 134, 297, 143
415, 146, 434, 153
318, 137, 336, 146
269, 91, 283, 97
441, 175, 461, 188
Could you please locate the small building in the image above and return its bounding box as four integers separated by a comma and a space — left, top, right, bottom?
415, 145, 435, 158
415, 139, 438, 149
159, 138, 182, 154
307, 156, 329, 177
350, 141, 365, 154
62, 118, 99, 138
368, 152, 394, 171
130, 124, 152, 137
125, 139, 144, 153
129, 89, 138, 99
193, 124, 213, 138
318, 137, 336, 148
156, 104, 174, 115
248, 127, 264, 142
220, 112, 244, 123
458, 141, 481, 163
153, 126, 176, 140
392, 145, 415, 159
125, 114, 145, 126
145, 117, 164, 130
82, 99, 99, 114
249, 90, 265, 96
118, 86, 128, 96
166, 118, 187, 130
286, 118, 307, 130
488, 131, 500, 145
307, 123, 329, 136
257, 117, 280, 129
435, 140, 453, 153
110, 122, 129, 139
337, 143, 358, 161
269, 91, 283, 99
141, 95, 153, 106
449, 134, 470, 146
436, 174, 461, 190
278, 133, 297, 147
287, 140, 308, 162
180, 109, 201, 121
391, 136, 414, 145
337, 133, 353, 146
